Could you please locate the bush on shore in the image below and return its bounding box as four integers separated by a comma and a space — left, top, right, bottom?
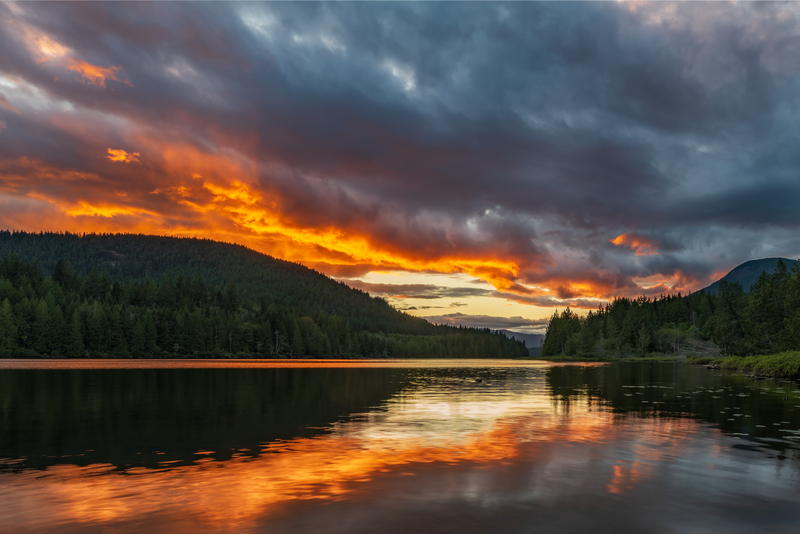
716, 351, 800, 379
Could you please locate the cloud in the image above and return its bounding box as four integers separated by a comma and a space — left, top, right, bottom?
338, 280, 493, 300
0, 93, 20, 114
495, 292, 606, 311
1, 1, 800, 310
106, 149, 140, 164
611, 233, 661, 256
422, 313, 550, 332
67, 59, 132, 89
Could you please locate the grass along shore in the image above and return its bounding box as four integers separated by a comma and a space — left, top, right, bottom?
524, 338, 719, 363
528, 350, 800, 380
709, 352, 800, 379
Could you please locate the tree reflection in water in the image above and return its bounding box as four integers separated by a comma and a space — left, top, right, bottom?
1, 360, 798, 534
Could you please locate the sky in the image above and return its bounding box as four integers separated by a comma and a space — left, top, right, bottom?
1, 1, 800, 334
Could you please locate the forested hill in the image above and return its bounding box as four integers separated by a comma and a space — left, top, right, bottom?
0, 231, 526, 359
699, 258, 800, 295
542, 258, 800, 358
0, 230, 409, 334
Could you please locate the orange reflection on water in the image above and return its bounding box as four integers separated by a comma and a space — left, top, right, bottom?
4, 422, 531, 531
0, 391, 714, 533
0, 359, 578, 370
604, 417, 701, 495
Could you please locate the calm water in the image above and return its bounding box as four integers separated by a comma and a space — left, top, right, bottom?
1, 359, 799, 533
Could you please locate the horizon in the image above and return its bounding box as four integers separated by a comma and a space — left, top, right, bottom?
2, 2, 800, 334
4, 228, 793, 338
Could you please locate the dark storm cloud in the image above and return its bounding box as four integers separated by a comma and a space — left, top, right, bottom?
2, 1, 800, 299
668, 182, 800, 229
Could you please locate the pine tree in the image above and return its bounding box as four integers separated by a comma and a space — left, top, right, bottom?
144, 313, 158, 354
0, 298, 18, 352
32, 300, 51, 355
712, 280, 747, 356
745, 271, 781, 353
291, 321, 304, 358
69, 308, 85, 357
111, 280, 122, 303
131, 319, 146, 355
52, 259, 77, 291
223, 279, 239, 314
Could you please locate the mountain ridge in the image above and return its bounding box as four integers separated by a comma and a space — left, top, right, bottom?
496, 330, 544, 348
699, 257, 800, 294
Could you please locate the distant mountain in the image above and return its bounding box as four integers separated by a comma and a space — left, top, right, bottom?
497, 330, 544, 348
700, 257, 800, 294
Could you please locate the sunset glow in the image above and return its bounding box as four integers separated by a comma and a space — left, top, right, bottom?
106, 148, 140, 163
2, 1, 800, 331
611, 233, 661, 256
67, 59, 131, 88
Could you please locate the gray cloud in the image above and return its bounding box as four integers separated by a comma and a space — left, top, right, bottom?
423, 313, 550, 333
339, 280, 493, 300
2, 2, 800, 298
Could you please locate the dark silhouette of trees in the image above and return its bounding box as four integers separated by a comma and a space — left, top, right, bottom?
0, 232, 527, 359
542, 259, 800, 358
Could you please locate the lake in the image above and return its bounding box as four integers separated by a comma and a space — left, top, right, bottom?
1, 359, 799, 533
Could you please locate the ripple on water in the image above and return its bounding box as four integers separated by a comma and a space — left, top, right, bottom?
0, 360, 799, 534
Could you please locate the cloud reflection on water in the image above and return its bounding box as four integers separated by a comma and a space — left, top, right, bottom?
2, 363, 799, 533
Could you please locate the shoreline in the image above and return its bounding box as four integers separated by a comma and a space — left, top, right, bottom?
528, 351, 800, 380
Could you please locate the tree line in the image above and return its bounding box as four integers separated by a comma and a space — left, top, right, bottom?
0, 253, 527, 359
542, 259, 800, 358
0, 230, 443, 336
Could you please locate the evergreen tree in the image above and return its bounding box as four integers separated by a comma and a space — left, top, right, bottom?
0, 241, 530, 359
223, 279, 239, 314
131, 319, 146, 355
0, 298, 18, 352
291, 320, 305, 358
745, 271, 782, 353
32, 300, 51, 355
713, 280, 747, 356
52, 259, 77, 291
144, 313, 158, 354
69, 308, 85, 358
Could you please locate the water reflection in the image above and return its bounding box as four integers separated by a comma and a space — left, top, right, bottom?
547, 363, 800, 454
0, 366, 408, 471
1, 360, 799, 533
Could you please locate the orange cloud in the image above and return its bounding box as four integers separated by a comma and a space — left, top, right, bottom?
21, 25, 70, 63
0, 104, 712, 305
106, 148, 140, 163
65, 201, 161, 219
610, 233, 661, 256
0, 147, 523, 293
2, 149, 710, 303
16, 23, 131, 89
67, 59, 133, 88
